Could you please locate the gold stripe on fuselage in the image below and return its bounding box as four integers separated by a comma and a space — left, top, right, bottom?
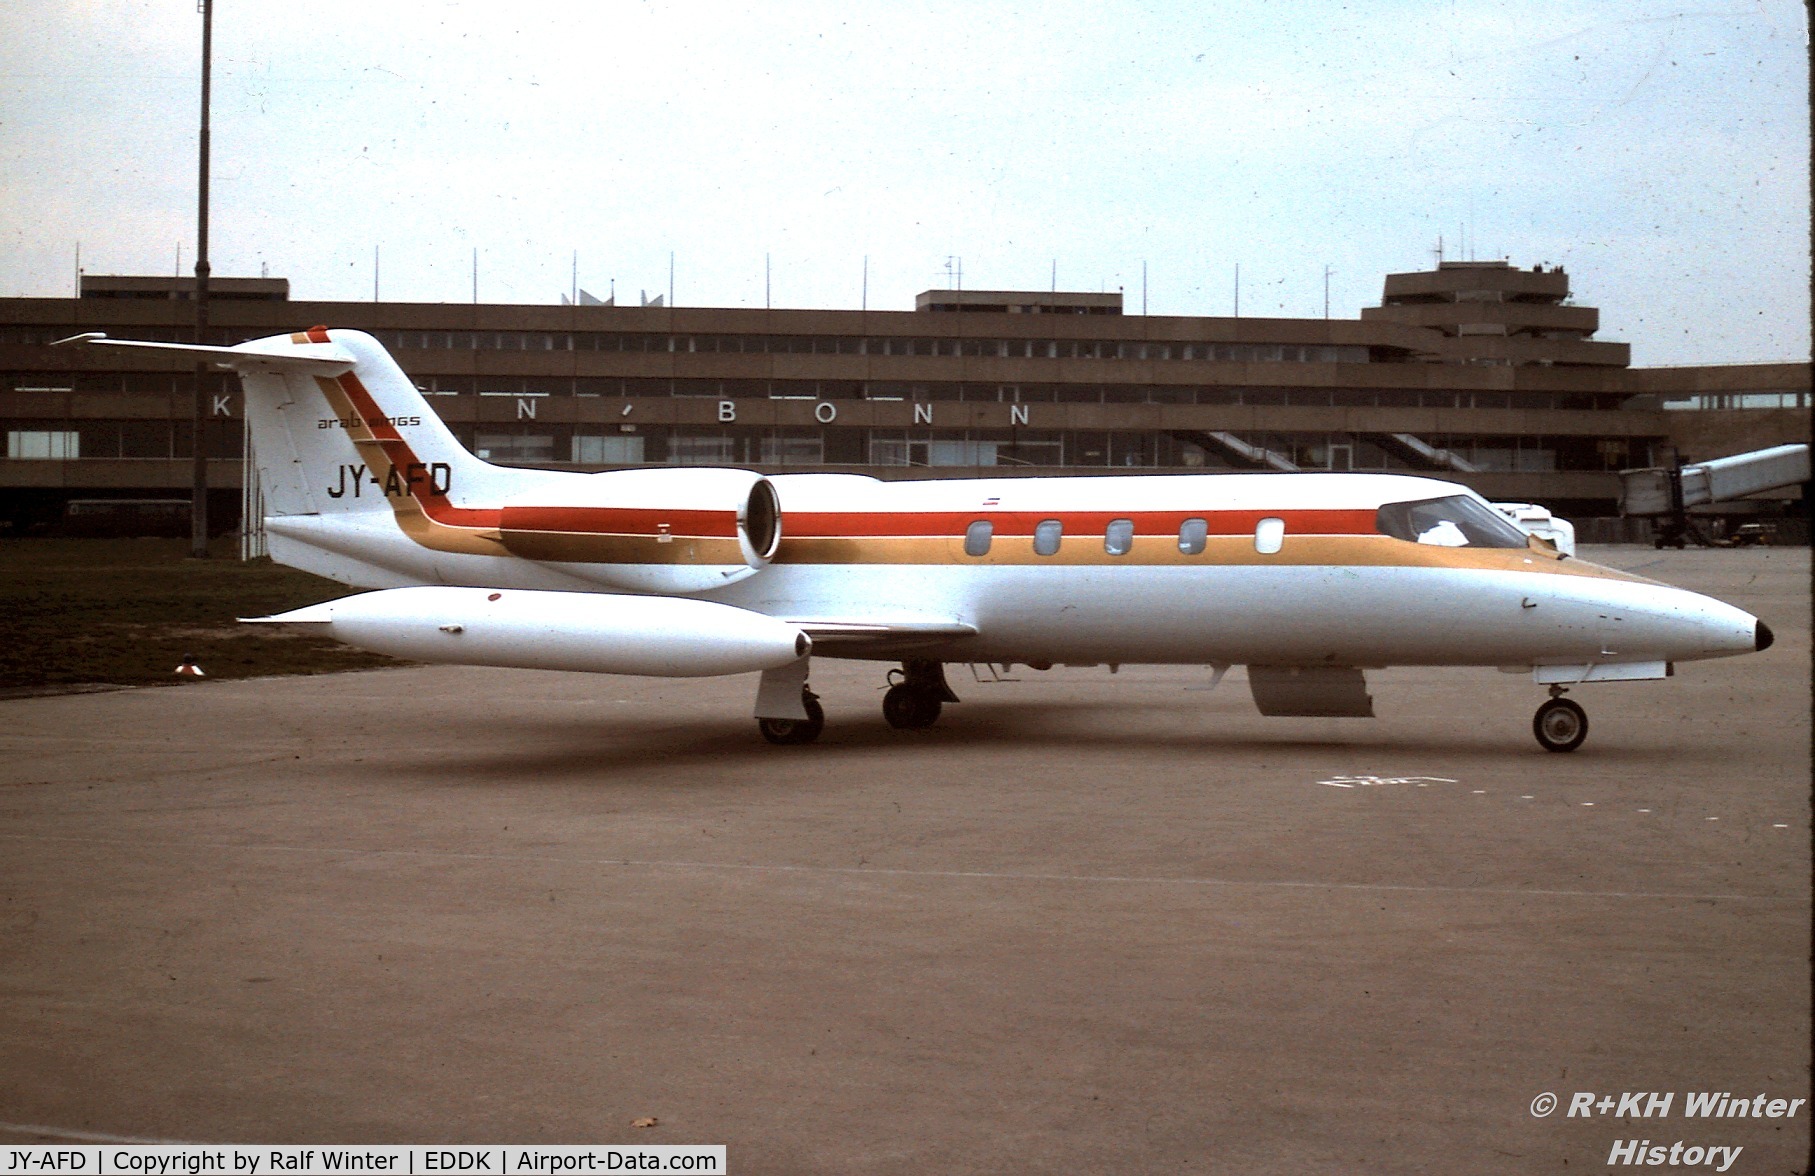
314, 375, 505, 557
498, 531, 747, 566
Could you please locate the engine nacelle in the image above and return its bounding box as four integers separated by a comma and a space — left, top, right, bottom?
256, 586, 810, 677
496, 468, 781, 593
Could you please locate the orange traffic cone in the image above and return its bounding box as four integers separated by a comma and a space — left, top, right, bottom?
174, 655, 206, 678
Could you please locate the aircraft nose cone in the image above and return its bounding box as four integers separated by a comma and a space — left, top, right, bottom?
1756, 621, 1775, 652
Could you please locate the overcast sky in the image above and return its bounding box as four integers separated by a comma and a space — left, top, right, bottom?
1, 1, 1807, 365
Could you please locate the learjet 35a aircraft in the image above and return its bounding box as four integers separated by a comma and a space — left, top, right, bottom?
60, 327, 1774, 752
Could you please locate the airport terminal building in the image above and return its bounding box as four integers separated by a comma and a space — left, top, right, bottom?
0, 259, 1806, 537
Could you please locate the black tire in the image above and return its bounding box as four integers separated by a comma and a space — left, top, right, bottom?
758, 691, 825, 745
882, 684, 943, 729
1533, 697, 1588, 753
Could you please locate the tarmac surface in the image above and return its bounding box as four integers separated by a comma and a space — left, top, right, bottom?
1, 546, 1808, 1173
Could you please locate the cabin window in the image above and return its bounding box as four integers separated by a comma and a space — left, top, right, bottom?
1375, 495, 1529, 549
963, 520, 994, 557
1033, 519, 1063, 556
1178, 517, 1208, 555
1104, 518, 1135, 556
1254, 516, 1285, 555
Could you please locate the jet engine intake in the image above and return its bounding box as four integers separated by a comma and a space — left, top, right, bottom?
252, 586, 810, 677
497, 467, 781, 593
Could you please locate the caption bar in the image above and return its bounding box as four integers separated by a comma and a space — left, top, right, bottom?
5, 1148, 724, 1176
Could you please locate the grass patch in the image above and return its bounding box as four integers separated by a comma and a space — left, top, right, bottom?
0, 537, 403, 693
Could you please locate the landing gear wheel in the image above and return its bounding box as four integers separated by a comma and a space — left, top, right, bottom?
882, 684, 943, 729
1533, 697, 1588, 753
759, 690, 824, 745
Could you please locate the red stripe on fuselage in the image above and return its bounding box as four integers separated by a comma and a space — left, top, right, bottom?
333, 370, 500, 528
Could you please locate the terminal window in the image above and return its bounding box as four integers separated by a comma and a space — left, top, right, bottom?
571, 435, 646, 464
7, 430, 78, 459
474, 432, 554, 463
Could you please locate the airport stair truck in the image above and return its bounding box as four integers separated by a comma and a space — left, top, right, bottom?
1619, 444, 1810, 549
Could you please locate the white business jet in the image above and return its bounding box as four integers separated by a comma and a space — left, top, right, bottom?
59, 327, 1772, 752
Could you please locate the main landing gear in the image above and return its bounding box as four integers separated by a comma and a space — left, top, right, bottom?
1532, 686, 1589, 753
753, 660, 960, 744
883, 660, 960, 730
757, 688, 824, 745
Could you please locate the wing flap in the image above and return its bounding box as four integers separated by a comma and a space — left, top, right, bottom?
788, 618, 978, 650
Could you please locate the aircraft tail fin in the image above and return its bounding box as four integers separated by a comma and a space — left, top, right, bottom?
61, 327, 507, 518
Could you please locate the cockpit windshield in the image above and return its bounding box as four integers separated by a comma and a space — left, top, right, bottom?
1375, 494, 1531, 549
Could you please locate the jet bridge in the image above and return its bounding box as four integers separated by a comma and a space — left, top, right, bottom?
1620, 443, 1810, 548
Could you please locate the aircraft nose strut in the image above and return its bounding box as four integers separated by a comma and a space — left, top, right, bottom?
1756, 621, 1775, 652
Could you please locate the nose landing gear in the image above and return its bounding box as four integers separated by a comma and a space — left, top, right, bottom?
1533, 686, 1588, 753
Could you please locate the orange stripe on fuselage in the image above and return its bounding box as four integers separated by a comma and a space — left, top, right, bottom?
313, 372, 506, 559
782, 508, 1378, 538
326, 370, 498, 529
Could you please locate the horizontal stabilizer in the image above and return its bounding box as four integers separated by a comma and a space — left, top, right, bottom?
240, 603, 335, 625
53, 332, 356, 374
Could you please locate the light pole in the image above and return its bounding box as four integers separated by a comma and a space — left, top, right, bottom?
190, 0, 213, 557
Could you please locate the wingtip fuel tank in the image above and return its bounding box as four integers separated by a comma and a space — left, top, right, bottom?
252, 587, 810, 678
